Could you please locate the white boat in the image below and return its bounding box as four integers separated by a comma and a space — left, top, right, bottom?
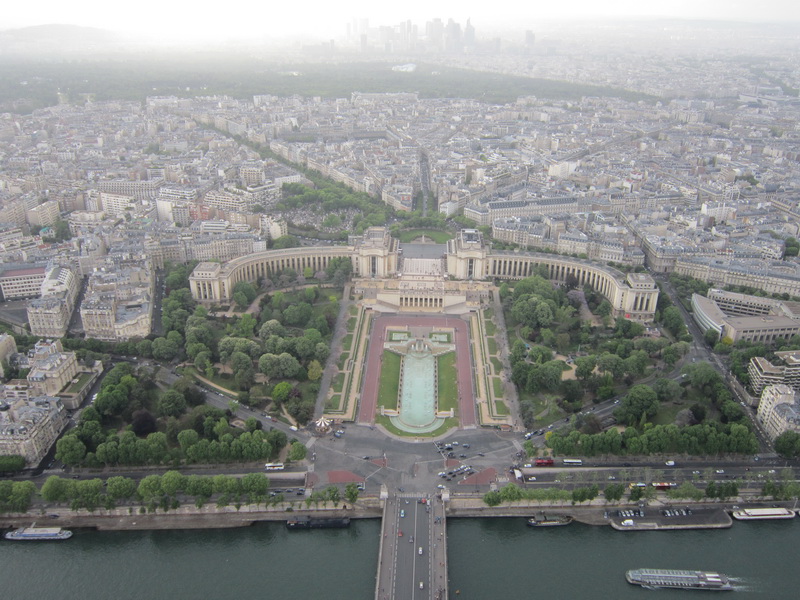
4, 526, 73, 541
732, 507, 795, 520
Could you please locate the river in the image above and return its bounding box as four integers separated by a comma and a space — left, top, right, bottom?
1, 517, 798, 599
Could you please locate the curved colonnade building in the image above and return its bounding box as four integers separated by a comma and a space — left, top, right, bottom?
190, 228, 658, 322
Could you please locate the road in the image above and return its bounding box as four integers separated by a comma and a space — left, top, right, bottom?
377, 493, 446, 600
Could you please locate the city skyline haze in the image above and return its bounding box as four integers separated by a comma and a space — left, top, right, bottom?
2, 1, 799, 44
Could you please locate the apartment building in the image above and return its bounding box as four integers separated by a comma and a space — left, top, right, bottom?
0, 333, 18, 379
0, 394, 67, 466
756, 384, 800, 442
25, 199, 60, 229
0, 265, 47, 300
26, 264, 81, 338
748, 351, 800, 396
25, 339, 80, 398
79, 258, 154, 341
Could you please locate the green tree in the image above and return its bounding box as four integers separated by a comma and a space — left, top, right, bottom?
137, 474, 164, 504
483, 490, 502, 506
0, 455, 26, 472
603, 483, 625, 502
157, 389, 188, 418
272, 381, 293, 404
325, 485, 341, 505
774, 431, 800, 459
344, 482, 360, 504
41, 476, 72, 502
106, 476, 137, 501
287, 441, 308, 462
55, 435, 87, 466
614, 384, 658, 425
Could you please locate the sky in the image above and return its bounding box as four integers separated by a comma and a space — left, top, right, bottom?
1, 1, 798, 43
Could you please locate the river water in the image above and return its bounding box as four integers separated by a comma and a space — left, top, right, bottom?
1, 517, 798, 599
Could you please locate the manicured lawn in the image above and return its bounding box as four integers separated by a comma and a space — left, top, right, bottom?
495, 400, 510, 416
341, 334, 353, 352
484, 307, 494, 320
186, 366, 236, 393
376, 415, 459, 438
492, 377, 504, 399
377, 351, 402, 410
652, 402, 686, 426
487, 337, 498, 355
485, 320, 497, 336
437, 352, 458, 413
331, 373, 345, 394
65, 371, 93, 394
490, 357, 503, 374
520, 391, 567, 426
396, 229, 454, 244
249, 384, 271, 400
346, 317, 357, 331
325, 395, 341, 411
337, 353, 349, 370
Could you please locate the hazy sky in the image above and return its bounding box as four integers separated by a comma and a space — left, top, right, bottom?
2, 1, 798, 42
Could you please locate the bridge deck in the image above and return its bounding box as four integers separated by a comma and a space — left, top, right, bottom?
375, 493, 448, 600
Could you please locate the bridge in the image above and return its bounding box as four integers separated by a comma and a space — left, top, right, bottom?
375, 492, 448, 600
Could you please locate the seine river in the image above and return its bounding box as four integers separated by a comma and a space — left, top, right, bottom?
1, 517, 798, 599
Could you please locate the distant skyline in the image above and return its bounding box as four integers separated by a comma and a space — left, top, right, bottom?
2, 1, 799, 43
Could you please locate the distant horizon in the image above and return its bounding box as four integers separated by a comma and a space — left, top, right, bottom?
1, 1, 799, 44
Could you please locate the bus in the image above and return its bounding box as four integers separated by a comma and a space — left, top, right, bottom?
652, 482, 677, 490
535, 458, 554, 467
629, 482, 647, 488
264, 463, 285, 471
562, 459, 583, 466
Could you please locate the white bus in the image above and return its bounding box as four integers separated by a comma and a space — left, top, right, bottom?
562, 459, 583, 466
264, 463, 285, 471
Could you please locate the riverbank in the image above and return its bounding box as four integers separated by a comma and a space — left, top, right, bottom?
0, 496, 785, 532
0, 500, 383, 531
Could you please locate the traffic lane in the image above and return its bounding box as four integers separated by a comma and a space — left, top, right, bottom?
414, 501, 431, 599
199, 390, 308, 440
394, 498, 431, 600
394, 500, 415, 600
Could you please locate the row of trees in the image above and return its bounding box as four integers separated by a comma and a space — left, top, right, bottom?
57, 420, 287, 468
0, 455, 26, 472
40, 472, 273, 512
483, 482, 626, 506
0, 480, 37, 513
547, 422, 759, 456
36, 473, 361, 514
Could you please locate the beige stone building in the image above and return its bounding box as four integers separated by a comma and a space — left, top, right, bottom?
26, 339, 80, 398
0, 394, 67, 466
25, 199, 60, 229
748, 351, 800, 396
26, 264, 81, 338
0, 265, 47, 300
79, 258, 154, 341
692, 289, 800, 345
191, 227, 659, 322
756, 384, 800, 442
0, 333, 18, 379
